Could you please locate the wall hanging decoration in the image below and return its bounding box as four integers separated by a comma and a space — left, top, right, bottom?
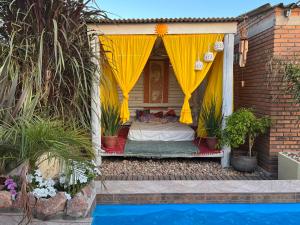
204, 44, 214, 62
155, 23, 168, 37
239, 19, 248, 67
194, 54, 203, 71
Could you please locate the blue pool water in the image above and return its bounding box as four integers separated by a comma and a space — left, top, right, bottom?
93, 203, 300, 225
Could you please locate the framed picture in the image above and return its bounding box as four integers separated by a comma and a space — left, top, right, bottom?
144, 60, 169, 103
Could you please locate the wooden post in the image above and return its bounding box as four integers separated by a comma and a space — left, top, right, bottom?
90, 34, 102, 165
221, 33, 234, 168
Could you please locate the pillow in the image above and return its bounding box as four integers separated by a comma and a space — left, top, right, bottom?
165, 109, 176, 117
153, 111, 164, 118
136, 109, 150, 119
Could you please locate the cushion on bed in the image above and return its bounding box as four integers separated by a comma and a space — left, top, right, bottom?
165, 109, 176, 117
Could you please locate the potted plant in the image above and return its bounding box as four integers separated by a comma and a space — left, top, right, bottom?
199, 99, 222, 149
101, 105, 121, 149
221, 108, 271, 172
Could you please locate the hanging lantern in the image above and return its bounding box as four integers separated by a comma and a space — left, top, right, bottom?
204, 52, 214, 62
194, 59, 203, 71
214, 41, 224, 52
204, 44, 214, 62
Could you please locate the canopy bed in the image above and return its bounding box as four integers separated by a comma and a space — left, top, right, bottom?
88, 18, 237, 167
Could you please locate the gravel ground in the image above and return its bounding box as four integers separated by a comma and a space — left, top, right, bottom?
100, 157, 267, 178
282, 152, 300, 162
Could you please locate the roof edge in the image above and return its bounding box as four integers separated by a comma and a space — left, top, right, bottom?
86, 17, 241, 25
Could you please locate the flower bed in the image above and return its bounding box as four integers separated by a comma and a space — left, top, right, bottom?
0, 164, 99, 220
278, 152, 300, 180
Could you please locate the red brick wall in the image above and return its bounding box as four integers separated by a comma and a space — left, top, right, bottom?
234, 7, 300, 175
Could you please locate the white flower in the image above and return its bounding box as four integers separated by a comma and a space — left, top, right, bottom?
59, 175, 66, 184
32, 188, 48, 198
64, 192, 71, 200
34, 170, 42, 177
78, 174, 88, 184
47, 186, 56, 197
26, 174, 34, 183
45, 178, 55, 187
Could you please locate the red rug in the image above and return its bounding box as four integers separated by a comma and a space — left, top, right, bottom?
102, 126, 221, 155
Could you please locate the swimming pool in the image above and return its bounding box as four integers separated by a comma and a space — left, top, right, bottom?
93, 203, 300, 225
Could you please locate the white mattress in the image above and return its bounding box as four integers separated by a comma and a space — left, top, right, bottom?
128, 121, 195, 141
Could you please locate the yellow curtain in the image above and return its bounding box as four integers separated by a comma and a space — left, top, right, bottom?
197, 52, 223, 137
162, 34, 223, 124
100, 62, 120, 108
99, 35, 156, 123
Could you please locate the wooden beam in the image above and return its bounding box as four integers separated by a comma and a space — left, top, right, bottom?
221, 33, 234, 168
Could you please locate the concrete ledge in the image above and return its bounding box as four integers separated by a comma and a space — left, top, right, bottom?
0, 213, 92, 225
97, 180, 300, 194
96, 180, 300, 204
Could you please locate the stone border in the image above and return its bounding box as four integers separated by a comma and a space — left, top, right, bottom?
96, 180, 300, 204
97, 192, 300, 204
100, 174, 272, 181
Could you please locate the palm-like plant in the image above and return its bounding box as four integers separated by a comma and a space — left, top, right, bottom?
101, 105, 121, 137
0, 0, 107, 127
199, 98, 223, 137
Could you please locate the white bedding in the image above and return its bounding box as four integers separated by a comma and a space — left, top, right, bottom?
128, 121, 195, 141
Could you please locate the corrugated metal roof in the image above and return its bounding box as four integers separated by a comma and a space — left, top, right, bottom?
239, 2, 300, 18
87, 17, 240, 24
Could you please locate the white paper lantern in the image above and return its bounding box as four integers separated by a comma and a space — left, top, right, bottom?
194, 59, 203, 71
204, 52, 214, 62
214, 41, 224, 52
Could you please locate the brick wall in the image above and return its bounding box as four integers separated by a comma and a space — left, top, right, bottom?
234, 7, 300, 176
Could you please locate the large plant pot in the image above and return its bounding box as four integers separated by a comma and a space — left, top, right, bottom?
206, 137, 218, 150
231, 155, 257, 172
102, 136, 118, 149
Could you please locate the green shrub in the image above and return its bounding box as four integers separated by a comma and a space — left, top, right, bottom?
221, 108, 271, 156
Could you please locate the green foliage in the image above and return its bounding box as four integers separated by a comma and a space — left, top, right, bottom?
199, 98, 222, 137
221, 108, 271, 156
285, 63, 300, 104
0, 117, 95, 173
101, 105, 121, 136
0, 0, 107, 127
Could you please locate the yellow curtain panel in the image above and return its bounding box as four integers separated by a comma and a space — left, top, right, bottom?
197, 52, 223, 137
162, 34, 223, 124
100, 62, 120, 108
99, 35, 156, 123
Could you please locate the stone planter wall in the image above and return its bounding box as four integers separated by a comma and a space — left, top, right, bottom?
278, 152, 300, 180
0, 181, 96, 221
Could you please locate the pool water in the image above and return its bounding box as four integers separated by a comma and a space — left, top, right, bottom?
93, 203, 300, 225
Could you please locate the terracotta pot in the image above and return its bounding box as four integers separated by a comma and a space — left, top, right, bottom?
102, 136, 118, 149
206, 137, 218, 150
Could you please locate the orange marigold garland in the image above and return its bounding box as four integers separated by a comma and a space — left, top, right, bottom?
155, 23, 168, 37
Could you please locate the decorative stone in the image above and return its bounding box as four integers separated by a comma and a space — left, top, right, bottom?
66, 182, 96, 218
66, 192, 89, 218
81, 182, 94, 198
35, 192, 67, 220
0, 191, 12, 208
